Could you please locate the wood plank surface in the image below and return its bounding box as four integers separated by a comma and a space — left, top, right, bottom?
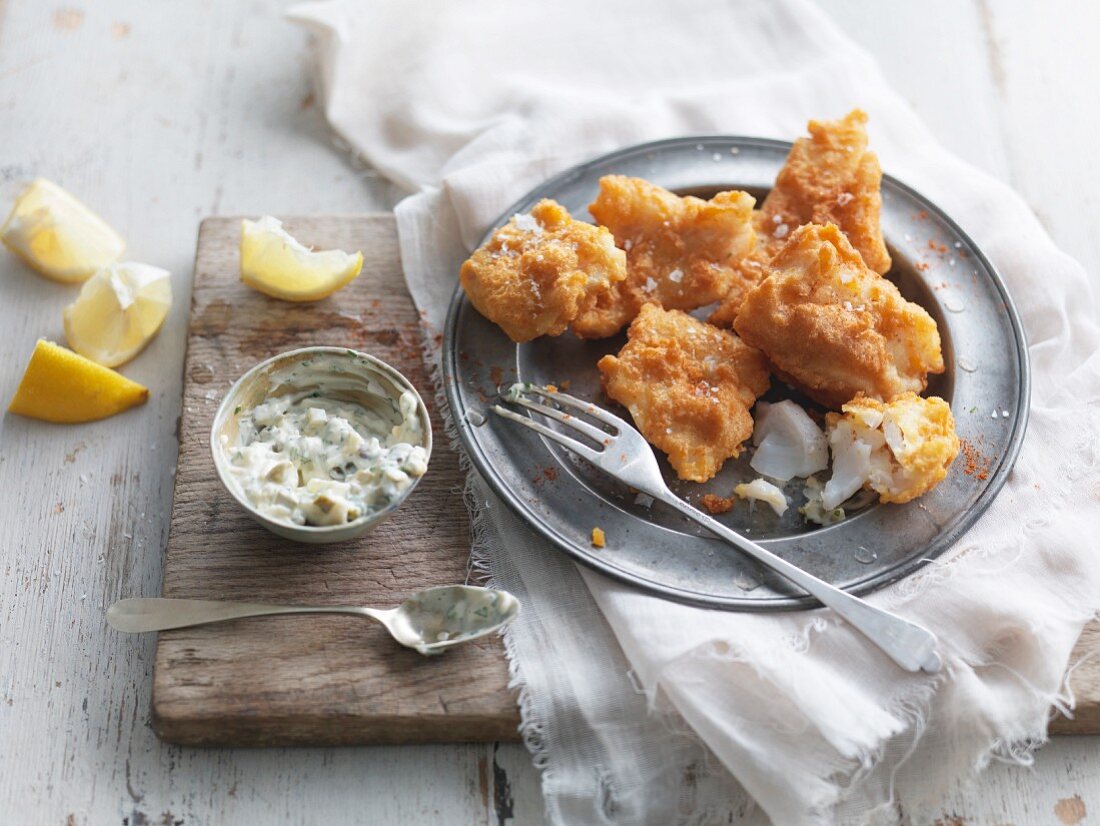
152, 215, 521, 745
1054, 622, 1100, 735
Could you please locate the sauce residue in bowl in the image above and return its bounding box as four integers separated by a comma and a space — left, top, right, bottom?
390, 586, 517, 655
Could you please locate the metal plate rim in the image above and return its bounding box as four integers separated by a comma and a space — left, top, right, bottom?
442, 134, 1031, 611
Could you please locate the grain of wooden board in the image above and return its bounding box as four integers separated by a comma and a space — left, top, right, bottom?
152, 215, 521, 746
155, 214, 1100, 747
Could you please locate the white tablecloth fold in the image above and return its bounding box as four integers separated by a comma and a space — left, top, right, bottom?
289, 2, 1100, 823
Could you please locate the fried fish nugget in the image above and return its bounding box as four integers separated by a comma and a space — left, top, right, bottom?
598, 304, 770, 482
824, 392, 959, 508
733, 223, 943, 409
460, 199, 626, 343
571, 176, 756, 338
710, 109, 891, 326
766, 109, 890, 274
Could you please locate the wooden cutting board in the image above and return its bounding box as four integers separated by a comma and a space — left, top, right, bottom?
152, 215, 520, 745
154, 214, 1098, 745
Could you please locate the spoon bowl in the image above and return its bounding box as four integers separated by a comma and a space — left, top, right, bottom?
388, 585, 521, 654
106, 585, 520, 656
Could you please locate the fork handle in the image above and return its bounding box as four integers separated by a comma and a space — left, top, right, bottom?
659, 495, 943, 674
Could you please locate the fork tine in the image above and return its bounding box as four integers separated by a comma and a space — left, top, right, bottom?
507, 396, 611, 446
524, 387, 635, 434
490, 405, 603, 463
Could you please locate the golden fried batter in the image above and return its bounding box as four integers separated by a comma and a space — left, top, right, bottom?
708, 211, 781, 326
710, 109, 891, 326
460, 199, 626, 343
598, 304, 770, 482
764, 109, 891, 272
733, 223, 943, 409
571, 176, 756, 338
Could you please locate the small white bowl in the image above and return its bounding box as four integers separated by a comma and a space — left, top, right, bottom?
210, 346, 433, 544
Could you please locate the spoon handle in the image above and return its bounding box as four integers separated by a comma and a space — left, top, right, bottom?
106, 597, 369, 633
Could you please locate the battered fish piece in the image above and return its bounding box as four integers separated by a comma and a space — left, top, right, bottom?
598, 304, 770, 482
572, 176, 756, 338
823, 392, 959, 508
733, 223, 943, 409
710, 109, 891, 326
764, 109, 891, 273
460, 199, 626, 343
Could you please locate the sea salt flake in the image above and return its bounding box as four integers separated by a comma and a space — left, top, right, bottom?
624, 239, 633, 251
957, 358, 977, 373
836, 192, 854, 206
772, 214, 782, 224
668, 268, 683, 283
712, 152, 722, 162
644, 277, 658, 293
512, 213, 540, 233
729, 146, 740, 155
773, 223, 789, 239
634, 493, 654, 508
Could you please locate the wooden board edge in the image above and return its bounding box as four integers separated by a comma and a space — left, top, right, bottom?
1050, 711, 1100, 736
151, 704, 523, 747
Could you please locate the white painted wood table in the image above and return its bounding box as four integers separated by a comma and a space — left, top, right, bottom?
1, 1, 1097, 823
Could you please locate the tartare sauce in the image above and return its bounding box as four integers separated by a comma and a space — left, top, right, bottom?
222, 390, 428, 527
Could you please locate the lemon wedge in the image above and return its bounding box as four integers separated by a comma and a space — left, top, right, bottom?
1, 179, 125, 283
63, 262, 172, 367
8, 339, 149, 423
240, 216, 363, 302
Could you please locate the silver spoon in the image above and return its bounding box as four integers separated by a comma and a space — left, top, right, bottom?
106, 585, 520, 656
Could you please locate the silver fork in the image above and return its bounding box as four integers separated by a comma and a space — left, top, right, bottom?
491, 385, 942, 674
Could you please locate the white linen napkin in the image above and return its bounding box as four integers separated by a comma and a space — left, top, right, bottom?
289, 2, 1100, 823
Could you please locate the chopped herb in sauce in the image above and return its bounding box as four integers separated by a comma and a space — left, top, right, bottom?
222, 388, 427, 527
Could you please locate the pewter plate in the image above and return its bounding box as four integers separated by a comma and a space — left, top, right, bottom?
442, 137, 1029, 610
